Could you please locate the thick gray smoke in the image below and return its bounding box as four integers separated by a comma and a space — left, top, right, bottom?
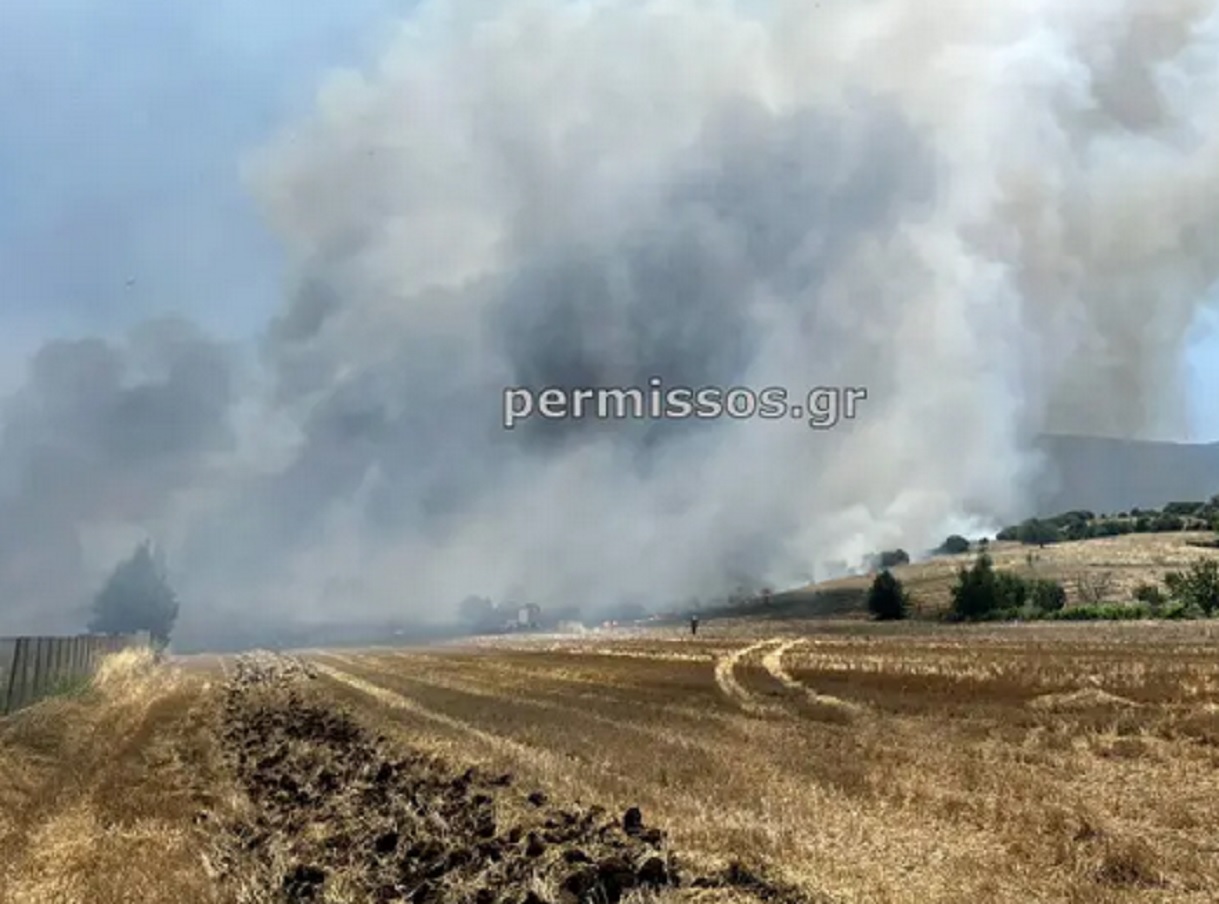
4, 0, 1219, 643
0, 320, 236, 632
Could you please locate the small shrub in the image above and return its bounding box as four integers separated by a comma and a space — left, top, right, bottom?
1030, 579, 1067, 613
1075, 571, 1116, 606
1132, 583, 1166, 608
1159, 600, 1205, 620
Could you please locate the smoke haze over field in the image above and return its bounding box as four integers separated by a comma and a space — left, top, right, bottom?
4, 0, 1219, 644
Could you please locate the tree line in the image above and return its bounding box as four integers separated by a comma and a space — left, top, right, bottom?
867, 553, 1219, 622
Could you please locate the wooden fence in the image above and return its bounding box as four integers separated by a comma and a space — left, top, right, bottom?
0, 631, 152, 715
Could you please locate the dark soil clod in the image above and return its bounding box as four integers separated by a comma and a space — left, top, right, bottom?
215, 652, 810, 904
622, 806, 643, 835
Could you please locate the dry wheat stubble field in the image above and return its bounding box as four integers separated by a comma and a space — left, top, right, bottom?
307, 622, 1219, 904
4, 620, 1219, 904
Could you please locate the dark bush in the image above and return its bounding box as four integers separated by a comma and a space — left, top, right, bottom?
1016, 519, 1060, 545
938, 534, 971, 555
1029, 579, 1067, 612
949, 553, 1000, 621
866, 570, 909, 621
1133, 582, 1166, 608
877, 549, 910, 568
1151, 514, 1185, 532
948, 554, 1067, 621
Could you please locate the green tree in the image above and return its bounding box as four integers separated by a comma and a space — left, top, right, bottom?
877, 549, 910, 568
993, 570, 1028, 610
1163, 560, 1219, 615
938, 534, 971, 555
88, 541, 179, 646
949, 552, 999, 620
1016, 519, 1059, 546
867, 570, 909, 621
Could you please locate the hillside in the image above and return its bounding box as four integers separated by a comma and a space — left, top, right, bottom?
827, 532, 1219, 615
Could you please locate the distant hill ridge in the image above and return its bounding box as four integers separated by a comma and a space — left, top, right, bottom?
1034, 433, 1219, 516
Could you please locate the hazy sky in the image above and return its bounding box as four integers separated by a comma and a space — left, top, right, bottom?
0, 0, 409, 386
4, 0, 1219, 644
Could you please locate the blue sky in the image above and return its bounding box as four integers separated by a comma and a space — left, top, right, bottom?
1185, 306, 1219, 442
4, 0, 1219, 440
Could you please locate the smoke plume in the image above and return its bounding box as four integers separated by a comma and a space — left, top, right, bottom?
4, 0, 1219, 644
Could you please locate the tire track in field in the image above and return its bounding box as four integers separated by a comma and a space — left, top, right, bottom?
309, 658, 640, 786
319, 652, 717, 753
373, 648, 734, 722
760, 639, 867, 717
713, 640, 788, 716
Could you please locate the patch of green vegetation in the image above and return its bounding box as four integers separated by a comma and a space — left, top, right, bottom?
1041, 602, 1154, 621
995, 497, 1219, 546
946, 553, 1070, 622
941, 554, 1219, 624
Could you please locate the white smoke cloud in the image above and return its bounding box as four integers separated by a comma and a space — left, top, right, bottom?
5, 0, 1219, 642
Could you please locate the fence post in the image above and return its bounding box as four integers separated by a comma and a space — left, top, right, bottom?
34, 638, 50, 704
2, 639, 23, 714
16, 638, 30, 711
14, 637, 32, 710
52, 639, 65, 688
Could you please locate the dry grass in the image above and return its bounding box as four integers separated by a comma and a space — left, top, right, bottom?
308, 619, 1219, 903
805, 532, 1219, 613
0, 649, 234, 904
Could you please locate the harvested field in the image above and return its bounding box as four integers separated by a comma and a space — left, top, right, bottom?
303, 621, 1219, 903
5, 621, 1219, 903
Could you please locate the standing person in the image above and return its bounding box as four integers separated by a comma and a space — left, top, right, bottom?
690, 614, 700, 637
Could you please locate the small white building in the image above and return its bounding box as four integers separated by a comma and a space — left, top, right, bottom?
517, 604, 541, 628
